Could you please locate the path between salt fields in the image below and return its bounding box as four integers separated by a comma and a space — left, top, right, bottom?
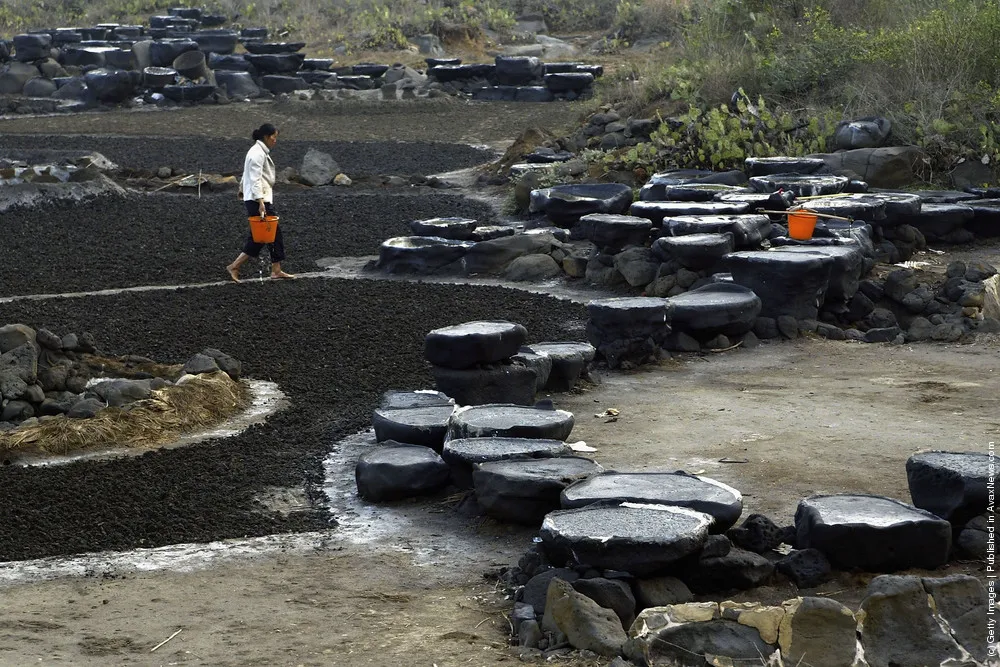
0, 101, 998, 667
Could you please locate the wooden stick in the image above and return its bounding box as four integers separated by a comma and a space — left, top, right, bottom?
150, 628, 182, 652
756, 208, 855, 222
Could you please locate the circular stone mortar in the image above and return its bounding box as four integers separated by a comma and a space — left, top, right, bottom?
377, 236, 473, 275
372, 404, 455, 451
540, 502, 714, 576
665, 283, 762, 341
473, 456, 604, 524
442, 436, 573, 488
906, 451, 990, 525
430, 362, 537, 407
448, 404, 574, 441
355, 442, 450, 502
572, 213, 652, 251
795, 493, 952, 571
424, 321, 528, 370
561, 471, 743, 532
651, 232, 736, 270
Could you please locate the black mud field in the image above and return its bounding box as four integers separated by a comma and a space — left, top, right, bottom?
0, 189, 498, 296
0, 279, 586, 561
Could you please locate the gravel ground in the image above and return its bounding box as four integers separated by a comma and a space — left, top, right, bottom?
0, 279, 586, 561
0, 189, 497, 296
0, 134, 494, 177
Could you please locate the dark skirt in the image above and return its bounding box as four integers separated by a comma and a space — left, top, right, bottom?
243, 200, 284, 262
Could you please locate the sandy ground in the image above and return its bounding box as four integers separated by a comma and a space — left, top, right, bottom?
1, 98, 998, 667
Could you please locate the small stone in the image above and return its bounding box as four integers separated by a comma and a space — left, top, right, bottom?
727, 514, 785, 554
753, 317, 779, 339
776, 315, 798, 339
157, 166, 172, 178
182, 353, 220, 375
334, 173, 352, 186
775, 548, 832, 588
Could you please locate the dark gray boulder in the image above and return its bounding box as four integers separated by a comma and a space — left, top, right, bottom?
725, 250, 835, 320
772, 244, 865, 304
22, 76, 57, 98
540, 502, 713, 576
409, 217, 478, 241
544, 72, 594, 92
67, 397, 105, 419
572, 578, 636, 629
795, 494, 952, 571
87, 378, 157, 407
651, 233, 735, 270
796, 194, 887, 224
643, 619, 776, 666
181, 353, 219, 375
908, 203, 975, 242
260, 75, 307, 94
462, 232, 556, 275
83, 68, 136, 103
161, 83, 215, 102
680, 547, 774, 593
531, 183, 634, 226
749, 174, 848, 197
214, 70, 259, 98
425, 321, 527, 369
967, 199, 1000, 237
866, 191, 923, 225
474, 456, 603, 524
561, 471, 743, 532
514, 86, 554, 102
834, 117, 891, 150
209, 53, 254, 71
447, 403, 575, 441
523, 342, 595, 392
776, 548, 832, 588
245, 53, 304, 74
522, 568, 578, 615
630, 201, 752, 226
726, 513, 786, 553
665, 283, 761, 341
190, 29, 239, 54
149, 39, 198, 67
430, 362, 537, 407
442, 436, 572, 488
495, 55, 543, 85
502, 252, 561, 281
13, 34, 52, 61
915, 190, 979, 204
511, 350, 552, 393
355, 441, 450, 502
372, 404, 455, 450
572, 213, 652, 251
905, 451, 989, 525
377, 236, 473, 274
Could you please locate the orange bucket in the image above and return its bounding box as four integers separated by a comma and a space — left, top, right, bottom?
787, 210, 818, 240
248, 215, 279, 244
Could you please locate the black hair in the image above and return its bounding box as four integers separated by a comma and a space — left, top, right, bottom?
252, 123, 278, 143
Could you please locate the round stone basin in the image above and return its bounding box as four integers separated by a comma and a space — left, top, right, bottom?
448, 404, 575, 441
561, 471, 743, 531
424, 320, 527, 369
749, 174, 849, 197
372, 404, 455, 450
666, 283, 762, 338
380, 389, 454, 410
377, 236, 473, 274
586, 297, 670, 331
652, 233, 735, 270
442, 437, 572, 466
799, 494, 942, 528
526, 341, 596, 363
540, 502, 714, 576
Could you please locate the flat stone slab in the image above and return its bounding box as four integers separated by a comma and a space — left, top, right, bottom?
967, 199, 1000, 238
638, 182, 752, 202
425, 321, 528, 369
660, 214, 771, 248
630, 201, 751, 226
749, 174, 849, 197
906, 451, 990, 525
865, 191, 923, 224
771, 244, 865, 303
915, 190, 980, 204
745, 156, 826, 176
471, 225, 517, 242
427, 63, 495, 82
794, 195, 887, 223
448, 403, 575, 441
355, 442, 450, 502
442, 436, 572, 467
573, 213, 652, 250
795, 494, 952, 571
908, 203, 975, 241
561, 471, 743, 532
725, 251, 835, 319
586, 297, 672, 369
430, 362, 537, 407
530, 183, 634, 226
409, 217, 479, 240
380, 389, 454, 410
377, 236, 472, 274
522, 341, 595, 392
540, 502, 713, 576
665, 283, 762, 340
474, 456, 604, 524
372, 404, 455, 450
651, 232, 735, 270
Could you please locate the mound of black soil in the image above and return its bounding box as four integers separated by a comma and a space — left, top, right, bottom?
0, 135, 494, 177
0, 278, 586, 561
0, 190, 497, 297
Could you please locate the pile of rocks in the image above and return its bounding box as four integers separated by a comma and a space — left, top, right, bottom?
0, 322, 240, 429
0, 9, 605, 111
0, 150, 124, 212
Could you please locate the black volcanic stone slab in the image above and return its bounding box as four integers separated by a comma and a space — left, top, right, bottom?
795, 195, 887, 223
651, 232, 735, 270
661, 214, 771, 249
247, 53, 304, 74
745, 156, 826, 176
409, 217, 479, 240
666, 283, 762, 340
725, 251, 835, 319
377, 236, 473, 274
428, 64, 495, 82
586, 297, 671, 338
424, 321, 527, 369
355, 442, 450, 502
572, 213, 652, 251
906, 451, 990, 525
209, 53, 253, 71
561, 471, 743, 532
749, 174, 849, 197
915, 190, 980, 204
862, 191, 923, 226
372, 404, 455, 450
448, 404, 575, 441
243, 41, 305, 54
771, 244, 865, 303
474, 456, 604, 524
531, 183, 634, 226
352, 62, 389, 78
638, 182, 752, 203
430, 362, 538, 407
907, 203, 975, 241
544, 72, 594, 92
380, 389, 454, 410
630, 201, 752, 226
795, 494, 952, 571
442, 436, 572, 488
540, 502, 714, 576
967, 199, 1000, 238
523, 341, 595, 392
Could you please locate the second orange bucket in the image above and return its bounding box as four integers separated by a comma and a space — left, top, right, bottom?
787, 210, 818, 240
248, 215, 279, 244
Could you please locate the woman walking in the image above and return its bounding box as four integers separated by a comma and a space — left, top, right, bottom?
227, 123, 295, 282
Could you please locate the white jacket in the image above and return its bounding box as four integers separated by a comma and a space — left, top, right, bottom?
241, 140, 275, 203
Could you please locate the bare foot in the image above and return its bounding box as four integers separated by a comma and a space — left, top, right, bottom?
270, 271, 296, 280
226, 265, 241, 283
